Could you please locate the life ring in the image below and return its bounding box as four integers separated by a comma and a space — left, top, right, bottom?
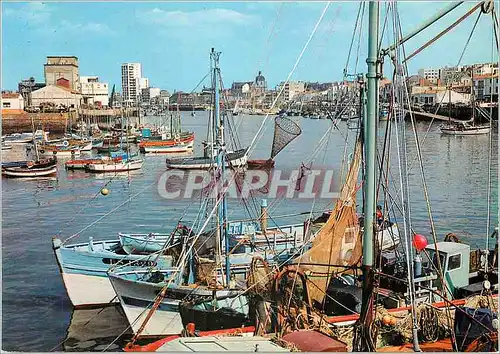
62, 140, 69, 147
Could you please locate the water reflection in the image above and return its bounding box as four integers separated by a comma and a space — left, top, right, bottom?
63, 306, 132, 352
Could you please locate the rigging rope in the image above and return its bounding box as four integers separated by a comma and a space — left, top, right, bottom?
247, 2, 331, 157
403, 2, 483, 63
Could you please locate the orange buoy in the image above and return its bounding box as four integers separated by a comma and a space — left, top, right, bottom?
382, 315, 392, 326
389, 316, 397, 326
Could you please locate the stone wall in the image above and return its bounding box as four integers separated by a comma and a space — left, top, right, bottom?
2, 112, 77, 134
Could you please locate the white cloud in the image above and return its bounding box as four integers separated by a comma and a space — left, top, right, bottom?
138, 8, 257, 29
3, 2, 114, 36
3, 2, 52, 24
58, 20, 115, 35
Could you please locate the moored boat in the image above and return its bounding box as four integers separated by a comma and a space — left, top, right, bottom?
51, 237, 174, 308
166, 148, 248, 170
86, 159, 143, 173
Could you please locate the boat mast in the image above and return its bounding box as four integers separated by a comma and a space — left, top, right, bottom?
31, 114, 40, 161
211, 48, 230, 287
354, 1, 378, 351
471, 68, 476, 126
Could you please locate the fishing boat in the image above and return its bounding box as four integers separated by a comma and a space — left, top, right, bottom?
131, 3, 499, 351
107, 49, 320, 339
140, 100, 195, 154
52, 237, 175, 307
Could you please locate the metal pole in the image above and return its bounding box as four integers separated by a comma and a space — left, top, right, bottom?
363, 0, 379, 272
354, 2, 379, 351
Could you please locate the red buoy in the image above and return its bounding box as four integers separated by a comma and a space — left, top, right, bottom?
413, 234, 428, 252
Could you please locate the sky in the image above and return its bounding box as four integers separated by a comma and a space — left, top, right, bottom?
2, 1, 498, 93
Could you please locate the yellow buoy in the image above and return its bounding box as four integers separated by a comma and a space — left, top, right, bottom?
101, 188, 109, 196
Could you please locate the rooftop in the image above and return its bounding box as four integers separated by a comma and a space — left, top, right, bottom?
2, 92, 21, 99
426, 241, 470, 254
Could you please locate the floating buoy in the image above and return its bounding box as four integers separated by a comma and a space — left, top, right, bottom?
101, 188, 109, 196
389, 316, 397, 326
413, 234, 428, 252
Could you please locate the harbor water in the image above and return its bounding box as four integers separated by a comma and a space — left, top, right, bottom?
2, 112, 498, 351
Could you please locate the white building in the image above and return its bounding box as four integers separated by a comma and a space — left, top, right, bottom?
80, 76, 109, 107
1, 92, 24, 111
418, 68, 440, 81
277, 81, 305, 101
139, 77, 149, 90
411, 88, 470, 105
121, 63, 142, 105
474, 73, 499, 100
141, 87, 161, 103
31, 85, 81, 108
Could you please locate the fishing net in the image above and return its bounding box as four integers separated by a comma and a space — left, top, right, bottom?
270, 115, 302, 159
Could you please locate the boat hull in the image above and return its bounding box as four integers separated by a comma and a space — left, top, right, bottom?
109, 270, 241, 337
166, 148, 247, 170
441, 126, 491, 135
52, 237, 173, 307
86, 160, 143, 172
142, 140, 194, 154
2, 163, 57, 178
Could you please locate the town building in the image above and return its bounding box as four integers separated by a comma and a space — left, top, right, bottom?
418, 68, 440, 83
231, 82, 253, 98
141, 87, 161, 104
1, 92, 25, 113
474, 73, 499, 101
80, 76, 109, 107
158, 90, 170, 106
254, 71, 267, 93
411, 88, 470, 105
277, 81, 306, 102
121, 63, 149, 106
30, 80, 82, 109
44, 56, 80, 92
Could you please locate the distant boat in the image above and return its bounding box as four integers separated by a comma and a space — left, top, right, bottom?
441, 72, 491, 136
65, 156, 118, 170
441, 121, 490, 135
86, 159, 143, 173
2, 157, 57, 178
166, 148, 247, 170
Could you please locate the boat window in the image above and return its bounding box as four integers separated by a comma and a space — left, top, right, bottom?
448, 254, 461, 271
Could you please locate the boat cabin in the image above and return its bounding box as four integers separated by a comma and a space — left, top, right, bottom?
418, 241, 498, 300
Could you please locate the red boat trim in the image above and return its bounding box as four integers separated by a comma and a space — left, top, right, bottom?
124, 326, 255, 352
